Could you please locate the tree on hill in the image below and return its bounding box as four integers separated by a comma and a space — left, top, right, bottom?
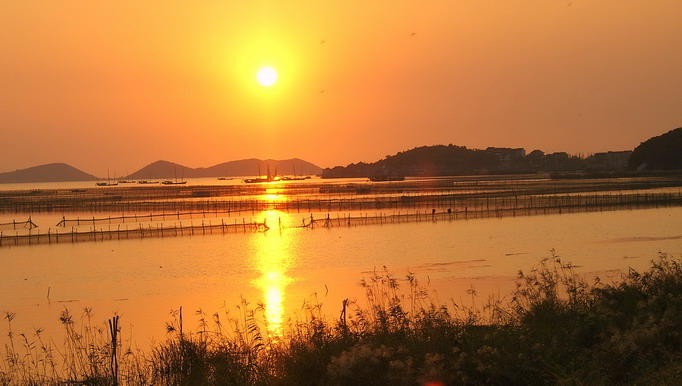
628, 128, 682, 171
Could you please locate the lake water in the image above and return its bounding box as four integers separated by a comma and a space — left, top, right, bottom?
2, 203, 681, 349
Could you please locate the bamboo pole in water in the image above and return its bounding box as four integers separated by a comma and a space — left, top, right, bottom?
2, 182, 682, 247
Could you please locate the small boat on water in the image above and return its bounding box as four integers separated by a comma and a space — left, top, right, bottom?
217, 177, 232, 180
369, 175, 405, 182
118, 172, 135, 183
278, 162, 307, 181
97, 170, 118, 186
243, 165, 279, 183
280, 176, 306, 181
243, 176, 278, 183
161, 168, 187, 184
137, 170, 160, 184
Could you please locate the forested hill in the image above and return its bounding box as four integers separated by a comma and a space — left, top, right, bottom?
322, 145, 499, 178
628, 127, 682, 171
321, 142, 633, 178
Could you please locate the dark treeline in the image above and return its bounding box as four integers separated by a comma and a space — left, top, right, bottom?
324, 145, 496, 178
628, 127, 682, 171
322, 144, 620, 178
323, 127, 682, 179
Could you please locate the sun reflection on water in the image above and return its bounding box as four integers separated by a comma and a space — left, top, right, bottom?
257, 187, 288, 204
251, 210, 293, 337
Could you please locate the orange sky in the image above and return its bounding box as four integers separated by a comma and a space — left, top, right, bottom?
1, 1, 681, 176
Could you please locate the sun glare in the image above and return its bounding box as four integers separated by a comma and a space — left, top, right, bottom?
257, 67, 277, 87
252, 210, 292, 338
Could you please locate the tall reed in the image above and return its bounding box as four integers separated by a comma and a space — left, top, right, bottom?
2, 253, 682, 384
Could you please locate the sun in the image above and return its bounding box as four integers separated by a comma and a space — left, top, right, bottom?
257, 67, 277, 87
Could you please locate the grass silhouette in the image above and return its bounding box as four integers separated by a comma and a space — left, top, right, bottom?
3, 252, 682, 384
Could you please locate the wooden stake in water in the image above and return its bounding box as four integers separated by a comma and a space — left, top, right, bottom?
108, 315, 120, 385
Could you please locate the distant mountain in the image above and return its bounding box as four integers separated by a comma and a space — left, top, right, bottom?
0, 163, 98, 184
127, 160, 194, 181
126, 158, 322, 179
628, 127, 682, 171
198, 158, 321, 178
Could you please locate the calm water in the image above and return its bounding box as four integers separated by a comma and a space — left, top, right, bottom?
1, 206, 681, 349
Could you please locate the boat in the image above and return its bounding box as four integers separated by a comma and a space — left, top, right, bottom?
244, 177, 278, 183
137, 170, 159, 184
217, 166, 232, 180
279, 161, 307, 181
97, 170, 119, 186
243, 177, 269, 183
161, 167, 187, 185
118, 171, 135, 183
280, 176, 306, 181
368, 176, 405, 182
243, 164, 279, 183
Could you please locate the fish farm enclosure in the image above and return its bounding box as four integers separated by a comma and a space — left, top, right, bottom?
1, 175, 682, 246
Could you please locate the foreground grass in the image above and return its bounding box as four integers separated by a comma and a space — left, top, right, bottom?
3, 252, 682, 385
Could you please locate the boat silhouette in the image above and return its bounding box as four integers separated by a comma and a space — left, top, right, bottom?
161, 167, 187, 185
243, 164, 279, 183
96, 170, 118, 186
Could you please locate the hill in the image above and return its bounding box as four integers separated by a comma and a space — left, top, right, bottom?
628, 127, 682, 171
127, 160, 194, 180
322, 142, 637, 179
127, 158, 322, 179
0, 163, 98, 184
198, 158, 321, 178
323, 145, 501, 178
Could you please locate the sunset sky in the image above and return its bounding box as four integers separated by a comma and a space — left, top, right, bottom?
1, 1, 681, 176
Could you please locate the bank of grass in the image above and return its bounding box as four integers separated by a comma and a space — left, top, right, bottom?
3, 252, 682, 385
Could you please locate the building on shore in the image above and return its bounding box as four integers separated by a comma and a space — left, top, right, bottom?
585, 151, 632, 171
485, 147, 526, 169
